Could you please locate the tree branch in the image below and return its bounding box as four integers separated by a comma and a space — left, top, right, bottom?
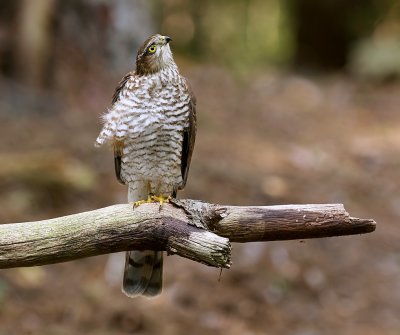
0, 200, 376, 269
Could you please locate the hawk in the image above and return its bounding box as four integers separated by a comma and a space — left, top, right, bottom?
96, 34, 196, 297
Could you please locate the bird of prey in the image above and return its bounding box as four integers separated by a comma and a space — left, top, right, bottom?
95, 34, 196, 297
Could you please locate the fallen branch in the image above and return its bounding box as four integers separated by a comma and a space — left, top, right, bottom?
0, 200, 376, 270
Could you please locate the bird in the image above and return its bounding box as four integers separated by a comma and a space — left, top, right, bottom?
95, 34, 196, 297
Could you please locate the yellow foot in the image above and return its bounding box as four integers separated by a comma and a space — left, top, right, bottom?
132, 195, 152, 208
150, 195, 171, 211
132, 195, 171, 210
149, 195, 171, 207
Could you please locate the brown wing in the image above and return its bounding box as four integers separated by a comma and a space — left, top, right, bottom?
114, 140, 125, 185
179, 78, 197, 190
112, 72, 134, 185
112, 72, 133, 104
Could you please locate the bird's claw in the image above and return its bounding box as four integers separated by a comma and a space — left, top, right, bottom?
150, 195, 171, 211
132, 195, 171, 211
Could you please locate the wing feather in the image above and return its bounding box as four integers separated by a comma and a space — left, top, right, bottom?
112, 72, 133, 105
112, 72, 134, 185
179, 78, 197, 190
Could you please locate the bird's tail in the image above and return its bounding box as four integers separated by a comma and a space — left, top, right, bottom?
122, 182, 163, 297
122, 250, 163, 297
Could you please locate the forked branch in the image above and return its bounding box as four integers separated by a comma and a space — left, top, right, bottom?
0, 200, 376, 269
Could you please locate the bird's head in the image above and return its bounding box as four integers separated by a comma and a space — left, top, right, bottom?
136, 34, 175, 76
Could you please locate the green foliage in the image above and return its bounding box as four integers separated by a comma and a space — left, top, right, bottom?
349, 37, 400, 79
155, 0, 400, 73
207, 0, 294, 69
156, 0, 294, 71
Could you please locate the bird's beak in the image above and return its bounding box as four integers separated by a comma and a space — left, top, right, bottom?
164, 36, 172, 44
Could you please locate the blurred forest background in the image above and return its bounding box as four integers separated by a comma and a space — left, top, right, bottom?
1, 0, 400, 334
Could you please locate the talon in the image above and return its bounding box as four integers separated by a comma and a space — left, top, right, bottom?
149, 195, 171, 211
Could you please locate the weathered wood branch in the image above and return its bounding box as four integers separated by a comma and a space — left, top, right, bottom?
0, 200, 376, 270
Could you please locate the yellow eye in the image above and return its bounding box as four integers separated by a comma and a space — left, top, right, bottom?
148, 45, 157, 54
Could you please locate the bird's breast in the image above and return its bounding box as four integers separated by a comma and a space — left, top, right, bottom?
120, 72, 190, 174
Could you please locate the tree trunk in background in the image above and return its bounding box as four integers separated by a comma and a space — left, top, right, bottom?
15, 0, 55, 86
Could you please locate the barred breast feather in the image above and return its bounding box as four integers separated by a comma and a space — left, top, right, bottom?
96, 67, 194, 192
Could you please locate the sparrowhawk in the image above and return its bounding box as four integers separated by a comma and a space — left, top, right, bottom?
96, 34, 196, 297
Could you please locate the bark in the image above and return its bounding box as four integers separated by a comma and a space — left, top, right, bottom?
0, 200, 376, 269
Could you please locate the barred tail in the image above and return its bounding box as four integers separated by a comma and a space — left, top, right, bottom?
122, 181, 163, 298
122, 250, 163, 297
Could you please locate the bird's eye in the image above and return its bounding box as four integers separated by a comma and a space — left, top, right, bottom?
147, 45, 157, 54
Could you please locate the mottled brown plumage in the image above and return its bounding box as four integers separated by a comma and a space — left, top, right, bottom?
96, 34, 196, 297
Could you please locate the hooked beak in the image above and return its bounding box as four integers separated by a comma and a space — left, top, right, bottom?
164, 36, 172, 44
